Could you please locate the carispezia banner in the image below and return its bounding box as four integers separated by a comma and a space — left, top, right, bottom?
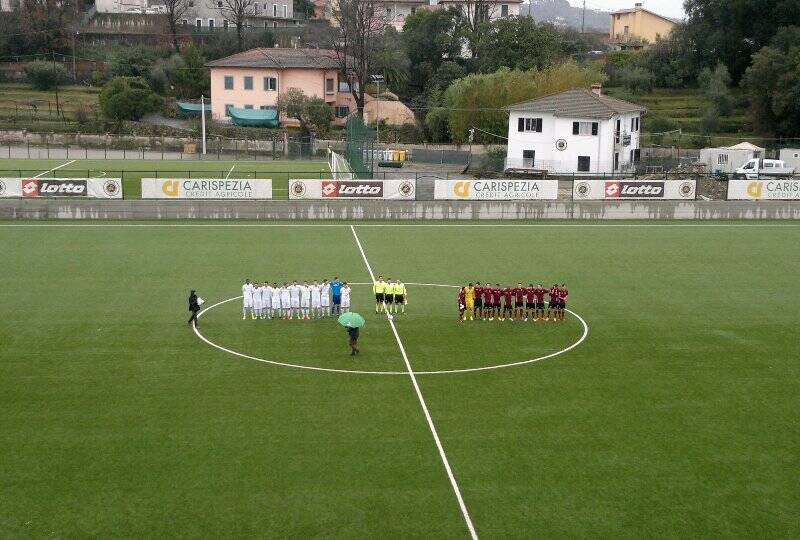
573, 180, 696, 200
0, 178, 123, 199
727, 179, 800, 200
141, 178, 273, 199
434, 179, 559, 200
288, 179, 416, 200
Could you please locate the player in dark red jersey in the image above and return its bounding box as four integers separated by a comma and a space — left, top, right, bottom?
473, 281, 484, 321
525, 283, 537, 321
483, 284, 500, 321
557, 283, 569, 321
547, 284, 559, 321
534, 284, 546, 321
513, 282, 526, 321
457, 287, 466, 322
501, 285, 513, 321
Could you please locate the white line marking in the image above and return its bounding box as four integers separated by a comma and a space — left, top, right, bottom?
33, 160, 76, 178
193, 289, 588, 375
225, 165, 235, 179
349, 225, 479, 540
1, 223, 798, 228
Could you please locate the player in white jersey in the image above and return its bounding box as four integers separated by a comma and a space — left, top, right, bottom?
310, 280, 322, 319
262, 282, 272, 319
299, 281, 312, 320
288, 280, 301, 319
253, 282, 264, 318
341, 282, 351, 312
242, 279, 254, 320
279, 282, 291, 319
320, 279, 331, 317
270, 282, 281, 319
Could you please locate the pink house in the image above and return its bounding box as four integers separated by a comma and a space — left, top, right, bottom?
206, 48, 357, 127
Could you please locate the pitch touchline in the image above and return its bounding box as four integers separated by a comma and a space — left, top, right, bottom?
349, 225, 479, 540
2, 224, 798, 228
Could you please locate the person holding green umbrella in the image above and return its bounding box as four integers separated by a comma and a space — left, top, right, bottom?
338, 312, 365, 356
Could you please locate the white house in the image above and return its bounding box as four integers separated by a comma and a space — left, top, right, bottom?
504, 84, 646, 174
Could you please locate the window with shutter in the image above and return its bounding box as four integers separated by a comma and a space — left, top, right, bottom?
573, 122, 579, 135
591, 122, 598, 135
518, 118, 524, 132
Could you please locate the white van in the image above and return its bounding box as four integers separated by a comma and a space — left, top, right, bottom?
733, 158, 795, 180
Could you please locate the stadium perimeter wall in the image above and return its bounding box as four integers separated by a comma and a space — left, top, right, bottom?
1, 200, 799, 220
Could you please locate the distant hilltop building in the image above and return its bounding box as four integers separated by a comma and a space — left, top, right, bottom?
610, 3, 676, 49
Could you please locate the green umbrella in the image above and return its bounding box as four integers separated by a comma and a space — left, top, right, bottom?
338, 312, 365, 328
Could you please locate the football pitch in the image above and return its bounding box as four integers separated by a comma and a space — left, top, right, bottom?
1, 221, 799, 537
0, 158, 330, 198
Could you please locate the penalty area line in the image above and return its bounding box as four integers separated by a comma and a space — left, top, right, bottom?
33, 159, 76, 178
349, 225, 479, 540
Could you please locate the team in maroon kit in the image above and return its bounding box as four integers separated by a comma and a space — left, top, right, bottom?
461, 281, 569, 322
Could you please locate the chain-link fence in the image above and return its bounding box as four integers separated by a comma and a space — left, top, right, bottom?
345, 115, 375, 179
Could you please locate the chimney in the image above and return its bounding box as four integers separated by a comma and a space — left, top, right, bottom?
591, 83, 602, 96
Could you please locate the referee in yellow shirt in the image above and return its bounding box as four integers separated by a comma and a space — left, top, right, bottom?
463, 283, 475, 321
373, 275, 387, 313
392, 279, 407, 314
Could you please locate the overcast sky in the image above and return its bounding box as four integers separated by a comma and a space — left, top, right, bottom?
568, 0, 686, 20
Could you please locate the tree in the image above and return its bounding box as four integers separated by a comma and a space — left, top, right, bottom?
276, 87, 333, 136
371, 27, 410, 98
110, 46, 159, 78
455, 0, 497, 59
24, 60, 67, 90
619, 66, 654, 95
163, 0, 192, 53
293, 0, 315, 19
170, 46, 211, 98
99, 77, 162, 122
439, 61, 606, 143
330, 0, 384, 116
741, 27, 800, 137
681, 0, 800, 82
476, 17, 562, 73
210, 0, 257, 51
401, 8, 460, 96
17, 0, 78, 56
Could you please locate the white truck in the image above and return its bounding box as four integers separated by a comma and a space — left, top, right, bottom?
733, 158, 795, 180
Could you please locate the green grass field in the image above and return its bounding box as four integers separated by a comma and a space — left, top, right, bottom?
0, 158, 330, 198
1, 222, 799, 537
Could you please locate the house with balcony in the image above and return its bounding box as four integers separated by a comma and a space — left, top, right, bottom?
504, 84, 646, 174
610, 3, 676, 49
206, 48, 358, 126
176, 0, 300, 31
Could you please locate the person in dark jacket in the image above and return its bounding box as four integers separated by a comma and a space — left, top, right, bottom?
188, 290, 200, 328
346, 325, 359, 356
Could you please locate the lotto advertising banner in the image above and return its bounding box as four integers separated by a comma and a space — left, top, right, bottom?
727, 179, 800, 200
573, 180, 696, 200
0, 177, 122, 199
434, 179, 559, 200
141, 178, 272, 199
288, 179, 416, 200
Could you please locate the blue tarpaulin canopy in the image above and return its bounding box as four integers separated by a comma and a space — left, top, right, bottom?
229, 107, 279, 128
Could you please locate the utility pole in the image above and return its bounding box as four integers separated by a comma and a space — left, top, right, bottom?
72, 32, 78, 82
581, 1, 586, 33
200, 95, 207, 155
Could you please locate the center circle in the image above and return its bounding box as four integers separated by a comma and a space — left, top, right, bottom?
193, 283, 589, 376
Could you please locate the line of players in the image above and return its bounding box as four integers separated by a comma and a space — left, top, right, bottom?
458, 282, 569, 322
241, 278, 352, 320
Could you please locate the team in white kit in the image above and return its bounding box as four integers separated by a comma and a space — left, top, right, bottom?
241, 278, 352, 320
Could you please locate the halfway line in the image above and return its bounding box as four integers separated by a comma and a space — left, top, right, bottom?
349, 225, 479, 540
